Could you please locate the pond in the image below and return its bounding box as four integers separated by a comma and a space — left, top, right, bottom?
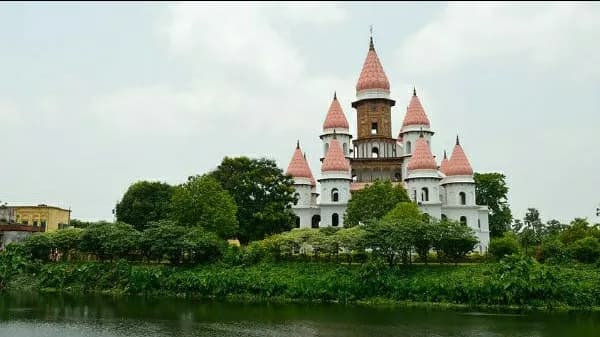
0, 292, 598, 337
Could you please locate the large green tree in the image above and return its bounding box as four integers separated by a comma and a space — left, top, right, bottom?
116, 181, 174, 231
344, 180, 410, 227
210, 157, 296, 244
474, 172, 513, 238
171, 175, 238, 239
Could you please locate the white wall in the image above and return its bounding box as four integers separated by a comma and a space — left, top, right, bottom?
321, 132, 352, 160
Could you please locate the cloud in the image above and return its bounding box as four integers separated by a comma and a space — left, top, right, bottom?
396, 3, 600, 76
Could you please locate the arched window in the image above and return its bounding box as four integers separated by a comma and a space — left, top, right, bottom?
311, 215, 321, 228
332, 213, 339, 227
293, 193, 300, 205
371, 122, 378, 135
372, 147, 379, 158
459, 192, 466, 205
331, 188, 339, 202
343, 143, 348, 155
421, 187, 429, 202
441, 214, 448, 221
406, 141, 412, 154
460, 216, 467, 225
295, 216, 300, 228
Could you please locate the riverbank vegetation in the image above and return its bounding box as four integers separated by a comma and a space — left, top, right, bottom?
2, 158, 599, 310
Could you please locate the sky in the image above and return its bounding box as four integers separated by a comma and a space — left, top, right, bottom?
1, 2, 599, 223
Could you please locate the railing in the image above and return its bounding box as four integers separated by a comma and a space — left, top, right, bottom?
0, 224, 44, 232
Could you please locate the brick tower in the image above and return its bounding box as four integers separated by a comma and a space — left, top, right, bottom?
350, 36, 403, 184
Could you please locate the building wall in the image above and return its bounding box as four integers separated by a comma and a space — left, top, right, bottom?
442, 183, 476, 207
353, 99, 394, 139
0, 207, 16, 223
320, 204, 347, 227
321, 132, 352, 159
14, 206, 70, 232
441, 206, 489, 252
0, 231, 31, 250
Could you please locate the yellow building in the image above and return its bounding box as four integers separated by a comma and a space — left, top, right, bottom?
14, 205, 71, 232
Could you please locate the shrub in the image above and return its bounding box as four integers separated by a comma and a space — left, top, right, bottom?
49, 228, 83, 261
79, 222, 140, 261
570, 237, 600, 263
488, 233, 520, 261
182, 228, 227, 264
538, 238, 569, 264
21, 233, 53, 261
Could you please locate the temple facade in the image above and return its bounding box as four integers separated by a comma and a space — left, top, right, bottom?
285, 37, 490, 252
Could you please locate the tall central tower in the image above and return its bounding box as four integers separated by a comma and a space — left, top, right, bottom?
350, 37, 403, 183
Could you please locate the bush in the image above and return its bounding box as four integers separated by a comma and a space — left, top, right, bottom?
182, 228, 227, 264
140, 220, 187, 264
538, 238, 569, 264
488, 233, 520, 261
21, 233, 53, 261
50, 228, 83, 261
570, 237, 600, 263
79, 222, 140, 261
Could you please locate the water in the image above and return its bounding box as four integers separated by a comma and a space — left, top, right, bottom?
0, 292, 598, 337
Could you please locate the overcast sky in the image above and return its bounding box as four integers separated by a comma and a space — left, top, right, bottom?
1, 2, 599, 223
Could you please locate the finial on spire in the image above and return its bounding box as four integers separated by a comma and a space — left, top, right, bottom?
296, 140, 300, 149
369, 25, 374, 50
456, 135, 460, 145
333, 91, 337, 100
333, 129, 337, 139
419, 127, 424, 138
443, 150, 447, 159
304, 152, 307, 159
413, 87, 417, 96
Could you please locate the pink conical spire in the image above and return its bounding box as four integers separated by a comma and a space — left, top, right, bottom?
402, 88, 430, 127
407, 136, 437, 171
321, 137, 350, 172
439, 150, 450, 175
446, 136, 473, 176
323, 92, 349, 130
286, 141, 314, 182
356, 37, 390, 92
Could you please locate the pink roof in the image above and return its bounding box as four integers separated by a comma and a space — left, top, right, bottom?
356, 37, 390, 92
407, 137, 437, 171
446, 137, 473, 176
323, 92, 349, 130
402, 89, 430, 127
286, 142, 314, 182
439, 150, 450, 175
322, 138, 350, 172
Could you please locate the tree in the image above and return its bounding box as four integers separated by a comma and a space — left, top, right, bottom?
182, 228, 227, 264
488, 233, 520, 260
210, 157, 296, 244
474, 173, 513, 238
345, 180, 410, 227
570, 237, 600, 263
560, 218, 596, 245
116, 181, 174, 231
171, 175, 238, 239
21, 233, 53, 261
436, 220, 478, 264
140, 220, 187, 264
365, 219, 412, 266
50, 228, 82, 261
381, 202, 422, 223
79, 222, 140, 261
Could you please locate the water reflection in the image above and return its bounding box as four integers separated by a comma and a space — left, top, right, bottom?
0, 292, 598, 337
